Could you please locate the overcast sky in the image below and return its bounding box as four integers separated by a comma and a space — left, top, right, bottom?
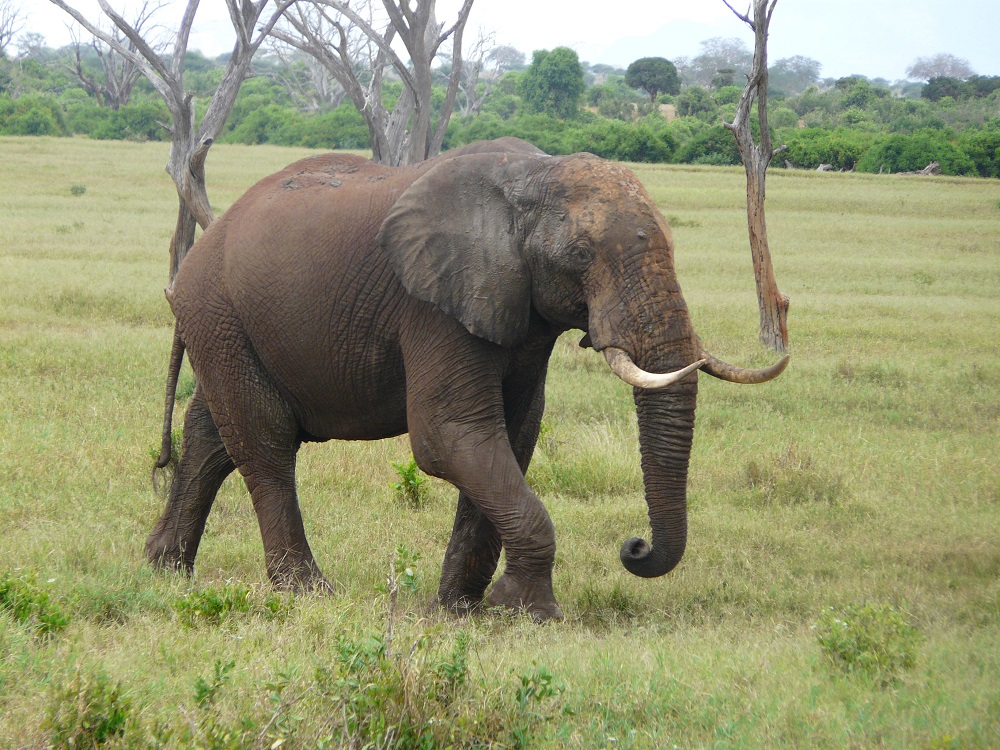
22, 0, 1000, 82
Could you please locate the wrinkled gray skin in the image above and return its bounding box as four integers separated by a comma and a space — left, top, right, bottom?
147, 137, 785, 621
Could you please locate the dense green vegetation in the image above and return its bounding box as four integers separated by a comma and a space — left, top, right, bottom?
1, 136, 998, 748
2, 40, 998, 176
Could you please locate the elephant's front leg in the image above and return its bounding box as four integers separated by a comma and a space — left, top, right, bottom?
437, 350, 552, 614
405, 333, 562, 621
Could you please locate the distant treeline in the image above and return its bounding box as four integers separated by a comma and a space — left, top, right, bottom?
2, 45, 998, 178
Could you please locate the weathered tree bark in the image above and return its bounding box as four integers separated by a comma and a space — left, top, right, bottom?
49, 0, 293, 282
723, 0, 790, 354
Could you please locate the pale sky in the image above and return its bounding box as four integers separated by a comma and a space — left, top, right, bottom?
22, 0, 1000, 82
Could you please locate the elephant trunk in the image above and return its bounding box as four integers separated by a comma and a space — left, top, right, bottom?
620, 353, 698, 578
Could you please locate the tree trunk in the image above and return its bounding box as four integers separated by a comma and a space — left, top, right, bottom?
724, 0, 790, 354
744, 161, 789, 352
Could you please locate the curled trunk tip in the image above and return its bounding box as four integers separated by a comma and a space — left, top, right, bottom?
620, 535, 684, 578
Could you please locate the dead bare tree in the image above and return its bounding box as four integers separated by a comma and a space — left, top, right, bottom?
268, 43, 347, 112
48, 0, 294, 281
0, 0, 24, 56
723, 0, 789, 353
271, 0, 474, 166
455, 36, 520, 118
64, 1, 166, 110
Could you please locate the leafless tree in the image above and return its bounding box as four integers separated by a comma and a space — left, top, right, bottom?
271, 0, 475, 166
905, 53, 975, 81
48, 0, 294, 281
0, 0, 24, 56
63, 1, 167, 109
268, 44, 347, 111
686, 36, 752, 88
455, 36, 521, 118
723, 0, 789, 353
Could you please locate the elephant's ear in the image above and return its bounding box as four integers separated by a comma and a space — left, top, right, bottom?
379, 153, 541, 348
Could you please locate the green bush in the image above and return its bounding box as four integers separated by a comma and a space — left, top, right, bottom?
45, 667, 132, 748
0, 94, 68, 136
90, 99, 170, 142
675, 123, 741, 165
391, 457, 427, 509
856, 129, 976, 175
675, 86, 718, 122
960, 126, 1000, 178
0, 572, 69, 636
173, 583, 291, 627
780, 127, 874, 170
815, 602, 919, 685
569, 118, 675, 162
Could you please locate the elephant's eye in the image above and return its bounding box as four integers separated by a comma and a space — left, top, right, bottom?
568, 240, 593, 266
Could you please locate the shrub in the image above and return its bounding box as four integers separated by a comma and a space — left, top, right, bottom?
960, 126, 1000, 178
87, 99, 170, 142
0, 572, 69, 636
173, 583, 291, 627
676, 123, 741, 165
675, 86, 718, 122
780, 127, 874, 170
815, 602, 919, 684
856, 129, 977, 175
391, 457, 427, 508
0, 94, 68, 136
569, 118, 675, 162
45, 667, 132, 748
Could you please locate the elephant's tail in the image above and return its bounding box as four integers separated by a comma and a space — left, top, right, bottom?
152, 323, 185, 492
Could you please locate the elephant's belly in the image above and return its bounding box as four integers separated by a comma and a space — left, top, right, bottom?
296, 395, 410, 443
275, 362, 410, 443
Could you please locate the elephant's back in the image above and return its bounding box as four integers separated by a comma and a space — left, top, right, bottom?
213, 154, 417, 439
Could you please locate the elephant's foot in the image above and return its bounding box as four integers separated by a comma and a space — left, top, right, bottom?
438, 591, 484, 616
486, 572, 563, 622
145, 539, 194, 576
267, 556, 333, 594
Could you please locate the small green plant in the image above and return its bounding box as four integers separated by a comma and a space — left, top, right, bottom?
70, 184, 87, 196
173, 583, 291, 628
45, 667, 132, 748
815, 602, 920, 684
194, 659, 236, 709
511, 663, 565, 749
0, 572, 69, 636
391, 456, 427, 508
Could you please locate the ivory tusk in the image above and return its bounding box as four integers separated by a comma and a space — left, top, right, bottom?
699, 350, 789, 384
603, 347, 705, 390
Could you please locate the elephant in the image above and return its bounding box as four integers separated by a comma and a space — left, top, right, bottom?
147, 137, 788, 622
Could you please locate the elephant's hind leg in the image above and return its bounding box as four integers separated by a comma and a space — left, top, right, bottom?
146, 387, 235, 574
195, 338, 328, 592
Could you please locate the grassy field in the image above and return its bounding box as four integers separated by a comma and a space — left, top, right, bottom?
1, 135, 998, 749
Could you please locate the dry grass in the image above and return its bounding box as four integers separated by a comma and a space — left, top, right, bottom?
0, 136, 998, 748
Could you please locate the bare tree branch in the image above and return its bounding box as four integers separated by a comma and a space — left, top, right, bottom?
274, 0, 474, 165
49, 0, 295, 281
0, 0, 25, 54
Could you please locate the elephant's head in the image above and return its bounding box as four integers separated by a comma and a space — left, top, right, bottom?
380, 151, 787, 578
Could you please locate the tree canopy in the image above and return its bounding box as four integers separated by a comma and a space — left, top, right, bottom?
517, 46, 585, 119
624, 57, 679, 103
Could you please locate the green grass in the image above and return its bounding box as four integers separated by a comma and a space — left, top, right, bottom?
1, 135, 998, 748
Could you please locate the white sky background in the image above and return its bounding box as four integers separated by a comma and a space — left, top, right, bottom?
21, 0, 1000, 82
